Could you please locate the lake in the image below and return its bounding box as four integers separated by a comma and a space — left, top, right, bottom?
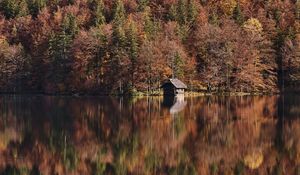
0, 95, 299, 175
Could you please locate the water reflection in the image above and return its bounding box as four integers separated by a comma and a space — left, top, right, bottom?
0, 95, 300, 175
162, 95, 187, 115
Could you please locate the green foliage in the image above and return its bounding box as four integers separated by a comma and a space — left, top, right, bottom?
173, 52, 184, 79
126, 20, 139, 87
63, 144, 78, 171
48, 30, 72, 85
143, 7, 155, 39
234, 161, 245, 175
26, 0, 47, 18
177, 0, 187, 25
233, 2, 244, 25
187, 0, 198, 24
0, 0, 29, 19
89, 0, 106, 26
209, 12, 219, 25
112, 0, 126, 25
210, 163, 218, 175
126, 21, 139, 62
168, 0, 198, 25
138, 0, 149, 11
0, 166, 21, 175
145, 151, 162, 173
62, 13, 79, 39
168, 4, 177, 21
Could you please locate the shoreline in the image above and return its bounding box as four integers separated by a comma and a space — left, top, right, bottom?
0, 91, 283, 97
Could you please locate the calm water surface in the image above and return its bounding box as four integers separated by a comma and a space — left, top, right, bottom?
0, 95, 300, 175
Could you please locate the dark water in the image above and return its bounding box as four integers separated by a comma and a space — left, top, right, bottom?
0, 95, 300, 175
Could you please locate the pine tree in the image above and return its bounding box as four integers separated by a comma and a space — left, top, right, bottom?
177, 0, 187, 25
112, 0, 126, 26
233, 2, 244, 25
143, 6, 155, 39
168, 4, 177, 21
186, 0, 198, 25
109, 0, 128, 92
126, 19, 139, 88
62, 13, 79, 39
27, 0, 47, 18
48, 30, 72, 90
138, 0, 149, 12
89, 0, 105, 26
172, 52, 184, 79
0, 0, 29, 19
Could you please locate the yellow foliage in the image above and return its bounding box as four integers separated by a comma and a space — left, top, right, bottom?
243, 18, 263, 34
243, 151, 264, 169
219, 0, 237, 16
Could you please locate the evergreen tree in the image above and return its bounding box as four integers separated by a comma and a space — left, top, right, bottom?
27, 0, 47, 18
112, 0, 125, 26
137, 0, 149, 12
186, 0, 198, 25
89, 0, 105, 26
126, 19, 139, 88
62, 13, 79, 39
168, 4, 177, 21
233, 2, 244, 25
143, 6, 155, 39
46, 13, 79, 91
48, 30, 72, 89
177, 0, 187, 25
172, 52, 184, 79
109, 0, 128, 92
0, 0, 29, 19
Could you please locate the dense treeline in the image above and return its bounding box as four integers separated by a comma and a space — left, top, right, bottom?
0, 0, 299, 94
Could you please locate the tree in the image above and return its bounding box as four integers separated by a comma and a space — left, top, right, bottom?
0, 0, 29, 19
125, 19, 139, 89
89, 0, 106, 26
281, 20, 300, 91
0, 36, 30, 92
137, 0, 149, 12
219, 0, 237, 16
186, 0, 198, 25
242, 18, 278, 91
62, 13, 79, 39
47, 30, 72, 92
143, 6, 155, 39
137, 24, 191, 92
233, 2, 244, 25
112, 0, 126, 26
177, 0, 187, 25
172, 52, 184, 79
27, 0, 47, 18
70, 27, 109, 92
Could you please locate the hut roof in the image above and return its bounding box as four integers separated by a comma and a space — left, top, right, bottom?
161, 79, 187, 89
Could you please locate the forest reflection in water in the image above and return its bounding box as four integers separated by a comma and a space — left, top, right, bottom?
0, 95, 300, 175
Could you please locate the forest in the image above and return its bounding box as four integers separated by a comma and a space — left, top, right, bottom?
0, 0, 299, 95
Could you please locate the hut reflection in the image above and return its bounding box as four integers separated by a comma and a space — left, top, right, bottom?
162, 95, 187, 115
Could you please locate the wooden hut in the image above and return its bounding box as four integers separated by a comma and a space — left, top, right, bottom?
161, 79, 187, 96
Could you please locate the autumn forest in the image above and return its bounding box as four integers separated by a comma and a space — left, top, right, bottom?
0, 0, 300, 95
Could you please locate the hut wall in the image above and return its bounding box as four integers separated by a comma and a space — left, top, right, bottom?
162, 84, 175, 95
